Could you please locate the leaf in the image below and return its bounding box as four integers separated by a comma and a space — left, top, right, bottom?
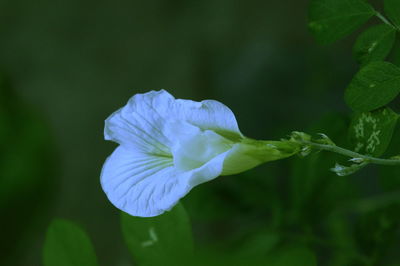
120, 202, 194, 266
308, 0, 375, 44
265, 246, 317, 266
345, 61, 400, 111
379, 125, 400, 191
0, 73, 55, 207
191, 249, 271, 266
43, 219, 98, 266
0, 73, 56, 266
236, 231, 280, 259
348, 107, 399, 156
353, 24, 396, 65
326, 214, 361, 265
355, 203, 400, 263
195, 230, 281, 266
384, 0, 400, 28
390, 36, 400, 67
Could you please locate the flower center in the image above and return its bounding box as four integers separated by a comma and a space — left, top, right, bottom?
165, 121, 232, 171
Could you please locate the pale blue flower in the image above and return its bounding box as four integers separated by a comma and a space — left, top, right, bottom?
101, 90, 299, 217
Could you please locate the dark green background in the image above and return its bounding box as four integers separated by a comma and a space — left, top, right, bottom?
1, 0, 400, 265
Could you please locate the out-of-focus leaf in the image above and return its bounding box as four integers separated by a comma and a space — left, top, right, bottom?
289, 114, 365, 264
384, 0, 400, 28
327, 214, 365, 266
355, 204, 400, 265
289, 114, 351, 220
379, 125, 400, 191
193, 230, 280, 266
265, 246, 317, 266
380, 168, 400, 193
182, 183, 238, 222
0, 73, 57, 266
348, 107, 399, 156
191, 249, 270, 266
387, 34, 400, 68
193, 241, 311, 266
353, 24, 396, 65
0, 108, 55, 206
43, 219, 98, 266
120, 203, 193, 266
345, 61, 400, 111
238, 231, 280, 257
308, 0, 375, 44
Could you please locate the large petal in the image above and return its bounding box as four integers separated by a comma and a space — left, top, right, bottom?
104, 91, 174, 155
174, 98, 243, 140
104, 90, 243, 154
101, 146, 229, 217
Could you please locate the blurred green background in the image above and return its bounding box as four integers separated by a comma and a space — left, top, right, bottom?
1, 0, 400, 265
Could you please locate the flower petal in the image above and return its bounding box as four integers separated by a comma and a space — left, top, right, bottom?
174, 98, 243, 140
104, 90, 243, 154
102, 90, 246, 216
104, 90, 174, 155
101, 146, 229, 217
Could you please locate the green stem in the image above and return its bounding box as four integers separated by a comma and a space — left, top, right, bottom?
298, 140, 400, 166
375, 11, 400, 31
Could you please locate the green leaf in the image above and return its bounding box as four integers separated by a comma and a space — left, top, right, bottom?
308, 0, 375, 44
326, 214, 361, 265
379, 125, 400, 191
236, 230, 280, 259
345, 61, 400, 111
43, 219, 98, 266
353, 24, 396, 65
121, 202, 194, 266
384, 0, 400, 28
192, 243, 315, 266
265, 246, 317, 266
355, 203, 400, 262
390, 37, 400, 67
0, 73, 56, 266
348, 107, 399, 156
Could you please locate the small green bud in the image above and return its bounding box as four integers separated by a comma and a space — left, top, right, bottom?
316, 133, 336, 146
331, 162, 368, 176
348, 157, 364, 163
290, 131, 312, 142
390, 155, 400, 160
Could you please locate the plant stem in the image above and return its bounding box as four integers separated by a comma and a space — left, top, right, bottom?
375, 11, 400, 31
298, 140, 400, 166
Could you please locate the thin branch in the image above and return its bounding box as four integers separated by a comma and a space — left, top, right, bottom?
298, 140, 400, 166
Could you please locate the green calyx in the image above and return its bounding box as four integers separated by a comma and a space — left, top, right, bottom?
221, 137, 302, 175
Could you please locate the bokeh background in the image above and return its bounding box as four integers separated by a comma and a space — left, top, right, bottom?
2, 0, 400, 265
